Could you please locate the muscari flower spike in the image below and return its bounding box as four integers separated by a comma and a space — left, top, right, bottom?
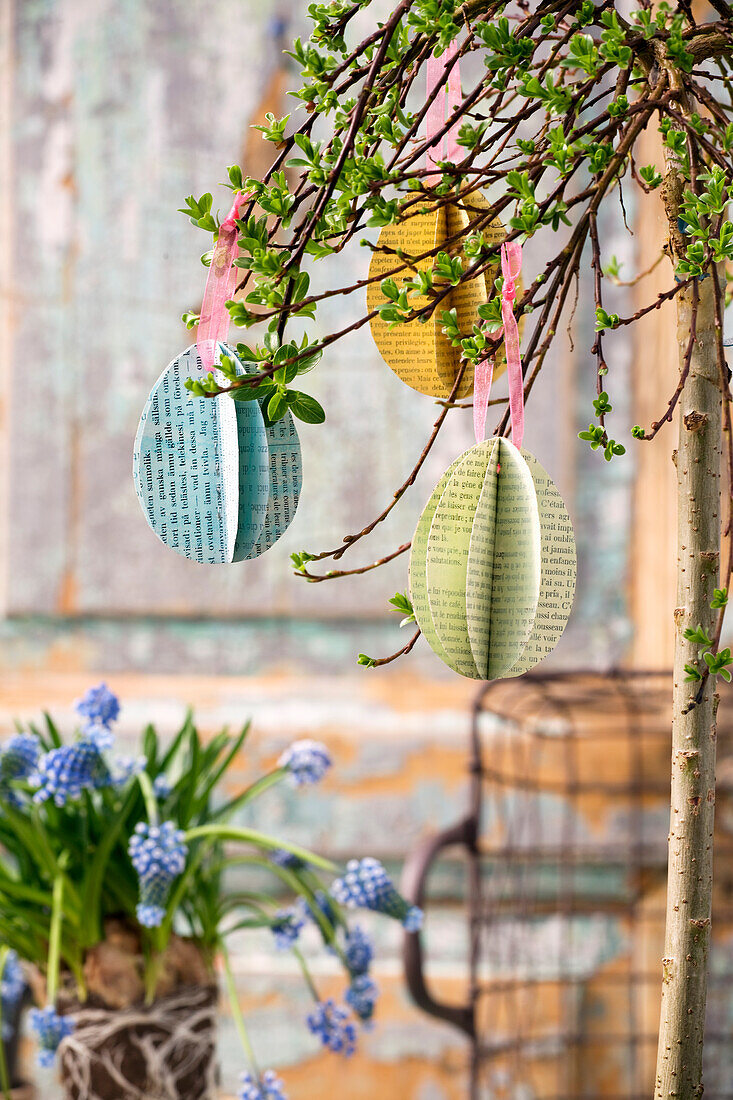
1, 950, 24, 1007
1, 950, 25, 1037
271, 907, 304, 951
29, 1005, 75, 1067
81, 723, 115, 751
331, 858, 423, 931
307, 999, 357, 1057
0, 733, 41, 805
270, 848, 306, 871
239, 1069, 288, 1100
153, 774, 172, 799
74, 682, 120, 731
343, 925, 374, 977
31, 741, 110, 807
0, 733, 40, 782
345, 974, 379, 1024
110, 754, 146, 787
277, 739, 332, 787
128, 821, 188, 928
299, 889, 337, 930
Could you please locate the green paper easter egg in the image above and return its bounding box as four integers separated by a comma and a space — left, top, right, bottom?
409, 438, 576, 680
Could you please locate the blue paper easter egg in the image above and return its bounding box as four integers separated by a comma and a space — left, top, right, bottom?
133, 343, 270, 564
245, 401, 302, 559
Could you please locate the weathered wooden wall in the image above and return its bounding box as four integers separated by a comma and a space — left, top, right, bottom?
0, 1, 651, 1097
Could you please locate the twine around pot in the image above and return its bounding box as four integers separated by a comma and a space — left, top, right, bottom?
57, 983, 218, 1100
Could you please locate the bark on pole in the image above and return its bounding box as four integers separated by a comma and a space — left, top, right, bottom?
653, 136, 724, 1091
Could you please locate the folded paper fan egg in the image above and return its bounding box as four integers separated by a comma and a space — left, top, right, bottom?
133, 342, 302, 564
409, 438, 576, 680
244, 365, 303, 559
367, 192, 509, 399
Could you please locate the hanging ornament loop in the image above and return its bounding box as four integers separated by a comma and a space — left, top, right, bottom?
473, 241, 525, 451
425, 43, 462, 181
501, 241, 525, 452
196, 191, 251, 370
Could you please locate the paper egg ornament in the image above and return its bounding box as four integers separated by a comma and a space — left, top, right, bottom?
367, 192, 509, 399
133, 342, 302, 564
248, 390, 303, 559
409, 438, 576, 680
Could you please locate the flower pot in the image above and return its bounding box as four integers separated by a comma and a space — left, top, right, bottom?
57, 983, 217, 1100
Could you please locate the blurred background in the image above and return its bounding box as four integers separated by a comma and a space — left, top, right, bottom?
0, 1, 704, 1097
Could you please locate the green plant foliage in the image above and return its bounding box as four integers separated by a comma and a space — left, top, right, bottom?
0, 690, 417, 1055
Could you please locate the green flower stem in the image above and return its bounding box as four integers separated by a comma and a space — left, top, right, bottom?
159, 840, 213, 942
291, 946, 320, 1004
216, 855, 338, 946
220, 941, 259, 1077
211, 769, 287, 822
47, 869, 65, 1005
0, 946, 10, 1100
137, 771, 159, 826
183, 825, 337, 873
144, 942, 165, 1007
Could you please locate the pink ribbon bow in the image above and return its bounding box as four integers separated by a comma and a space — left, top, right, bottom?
473, 241, 525, 451
196, 191, 250, 370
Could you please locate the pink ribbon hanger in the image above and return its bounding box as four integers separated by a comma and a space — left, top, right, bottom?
196, 191, 250, 371
473, 241, 525, 452
425, 48, 525, 449
425, 42, 462, 180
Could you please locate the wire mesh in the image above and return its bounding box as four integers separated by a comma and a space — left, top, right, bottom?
466, 671, 733, 1100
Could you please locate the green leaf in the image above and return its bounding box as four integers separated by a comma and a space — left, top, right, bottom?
388, 591, 415, 626
192, 724, 251, 820
711, 588, 728, 609
267, 391, 289, 422
80, 782, 140, 946
287, 391, 326, 424
231, 384, 268, 402
683, 625, 713, 647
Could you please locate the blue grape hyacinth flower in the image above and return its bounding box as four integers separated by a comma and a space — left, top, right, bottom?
270, 848, 306, 871
345, 974, 379, 1023
299, 889, 337, 930
331, 858, 423, 931
110, 754, 146, 788
0, 733, 40, 782
29, 1005, 75, 1067
0, 950, 25, 1040
32, 741, 110, 806
128, 821, 188, 928
271, 907, 304, 951
0, 733, 41, 804
81, 723, 115, 752
239, 1069, 288, 1100
153, 774, 172, 799
306, 999, 357, 1056
277, 740, 331, 787
343, 925, 374, 977
74, 682, 120, 732
1, 951, 24, 1007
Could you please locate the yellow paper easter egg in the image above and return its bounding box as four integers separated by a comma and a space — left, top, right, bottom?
367, 192, 508, 398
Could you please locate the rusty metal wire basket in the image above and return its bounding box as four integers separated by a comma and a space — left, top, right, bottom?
402, 671, 733, 1100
